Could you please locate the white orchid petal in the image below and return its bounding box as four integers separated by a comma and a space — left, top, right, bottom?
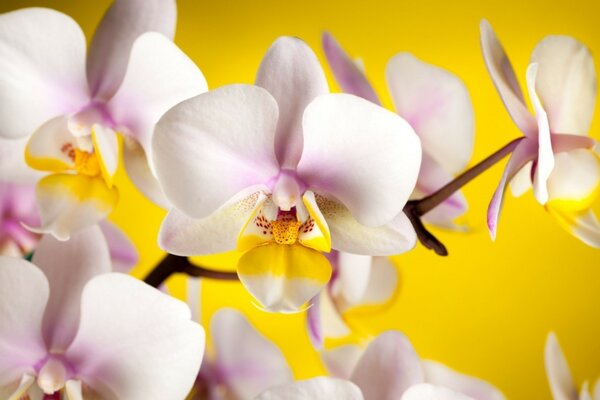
531, 36, 596, 135
65, 380, 83, 400
547, 208, 600, 249
479, 20, 537, 136
593, 378, 600, 400
401, 383, 475, 400
98, 221, 138, 273
581, 383, 593, 400
256, 36, 329, 168
547, 149, 599, 204
0, 8, 88, 140
87, 0, 177, 99
211, 309, 292, 399
24, 116, 75, 172
0, 137, 43, 183
423, 361, 506, 400
255, 377, 364, 400
153, 84, 279, 218
32, 226, 111, 352
357, 256, 399, 306
322, 345, 364, 380
0, 259, 48, 386
509, 162, 533, 197
109, 32, 207, 152
386, 52, 474, 174
4, 374, 36, 400
351, 331, 424, 400
91, 124, 119, 187
335, 252, 372, 305
299, 93, 421, 227
66, 274, 204, 400
545, 332, 578, 400
318, 288, 352, 339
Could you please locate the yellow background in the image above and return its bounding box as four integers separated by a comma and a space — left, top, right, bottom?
2, 0, 600, 399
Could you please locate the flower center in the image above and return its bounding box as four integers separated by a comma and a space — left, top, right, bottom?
73, 148, 101, 177
37, 358, 68, 395
271, 212, 303, 245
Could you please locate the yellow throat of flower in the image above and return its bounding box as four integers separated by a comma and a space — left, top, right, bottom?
74, 148, 101, 177
271, 218, 303, 245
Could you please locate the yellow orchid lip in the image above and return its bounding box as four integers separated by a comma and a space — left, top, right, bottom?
73, 148, 101, 177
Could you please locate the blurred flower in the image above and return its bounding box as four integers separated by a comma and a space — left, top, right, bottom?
0, 226, 203, 399
307, 251, 399, 348
480, 20, 600, 247
321, 330, 505, 400
0, 0, 207, 240
545, 332, 599, 400
254, 377, 363, 400
322, 32, 475, 228
189, 308, 292, 399
153, 36, 421, 312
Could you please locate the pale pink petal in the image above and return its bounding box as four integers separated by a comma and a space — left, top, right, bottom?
423, 361, 506, 400
0, 182, 38, 227
479, 20, 537, 136
322, 345, 364, 379
386, 52, 474, 174
87, 0, 177, 99
0, 8, 88, 139
545, 332, 578, 400
316, 194, 416, 255
98, 221, 138, 273
109, 32, 207, 152
307, 296, 324, 348
322, 32, 381, 105
0, 137, 43, 183
401, 383, 475, 400
255, 37, 328, 168
299, 93, 421, 227
159, 189, 267, 256
66, 274, 204, 400
526, 63, 554, 205
531, 36, 596, 135
211, 308, 292, 399
553, 134, 597, 154
255, 377, 364, 400
152, 84, 279, 219
32, 226, 111, 352
0, 258, 48, 387
487, 139, 537, 240
351, 331, 424, 400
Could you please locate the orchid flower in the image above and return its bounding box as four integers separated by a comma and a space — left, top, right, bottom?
321, 330, 506, 400
153, 36, 422, 312
189, 308, 293, 399
308, 251, 399, 348
545, 332, 600, 400
0, 226, 204, 399
322, 32, 474, 227
0, 0, 207, 240
480, 20, 600, 247
254, 377, 363, 400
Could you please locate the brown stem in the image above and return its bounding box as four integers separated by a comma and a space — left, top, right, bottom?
144, 254, 239, 288
404, 137, 524, 255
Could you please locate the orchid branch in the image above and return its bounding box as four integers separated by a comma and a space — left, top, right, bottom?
144, 254, 239, 287
404, 137, 524, 255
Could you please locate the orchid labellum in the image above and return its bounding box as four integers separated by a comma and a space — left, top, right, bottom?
481, 20, 600, 247
0, 226, 204, 399
0, 0, 207, 240
322, 32, 475, 227
153, 36, 422, 312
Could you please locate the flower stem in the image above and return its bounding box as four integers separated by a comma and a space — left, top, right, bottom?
144, 254, 239, 288
404, 137, 524, 255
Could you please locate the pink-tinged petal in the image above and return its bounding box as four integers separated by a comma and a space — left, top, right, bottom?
159, 189, 267, 256
307, 296, 324, 348
211, 308, 292, 399
256, 36, 329, 168
299, 94, 421, 227
98, 221, 138, 273
487, 139, 537, 240
401, 383, 475, 400
547, 208, 600, 249
355, 256, 399, 306
153, 84, 279, 218
0, 137, 43, 183
255, 377, 364, 400
553, 134, 597, 154
423, 361, 506, 400
122, 137, 170, 208
0, 8, 88, 140
33, 227, 111, 353
0, 183, 38, 226
386, 53, 474, 174
321, 32, 381, 105
545, 333, 578, 400
24, 116, 75, 173
0, 258, 48, 387
415, 153, 468, 225
87, 0, 176, 99
526, 63, 554, 205
66, 274, 204, 400
334, 252, 372, 306
322, 345, 364, 379
351, 331, 424, 400
316, 194, 416, 255
109, 32, 207, 152
28, 174, 118, 241
531, 36, 596, 135
479, 20, 537, 136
